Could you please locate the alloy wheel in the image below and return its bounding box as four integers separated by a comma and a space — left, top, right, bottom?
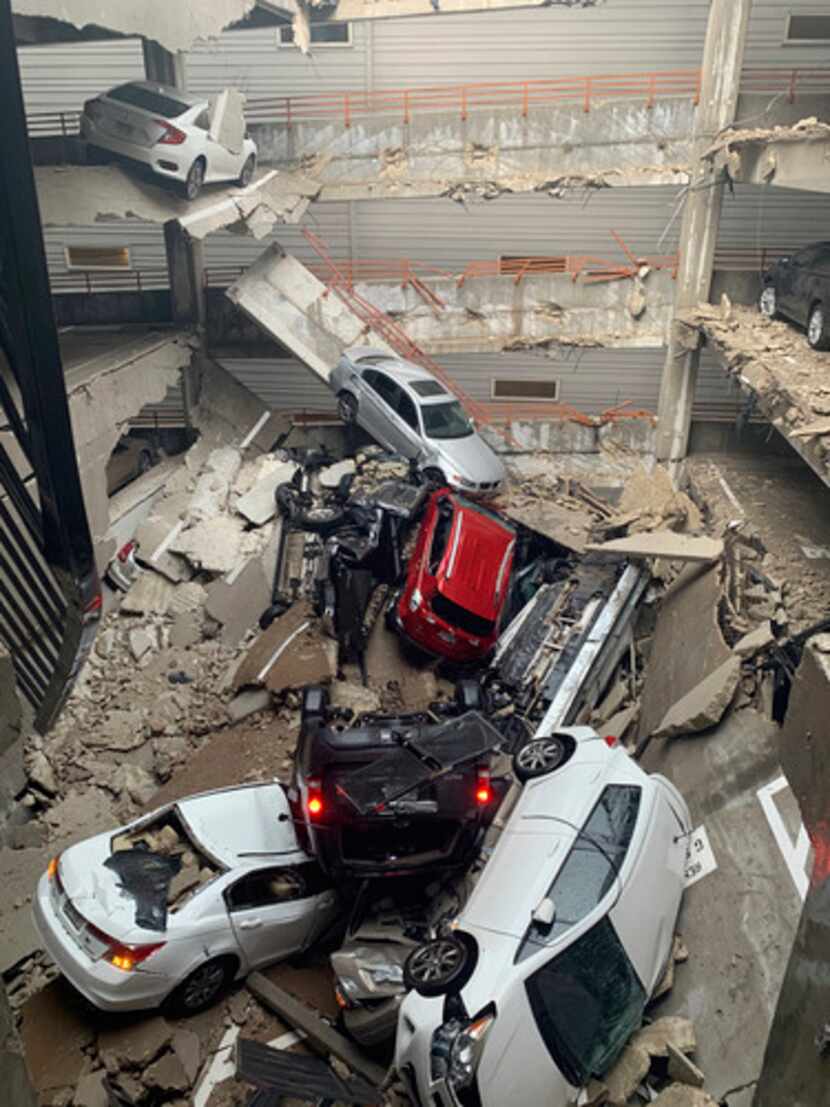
407, 939, 464, 986
182, 961, 226, 1009
809, 306, 824, 347
759, 286, 776, 318
516, 736, 567, 774
186, 161, 205, 200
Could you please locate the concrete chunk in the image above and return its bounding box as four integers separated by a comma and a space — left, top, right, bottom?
651, 1087, 719, 1107
120, 571, 175, 616
98, 1015, 173, 1070
206, 555, 272, 645
319, 458, 356, 490
602, 1042, 650, 1106
587, 532, 723, 563
632, 1016, 697, 1058
172, 516, 245, 574
655, 656, 741, 738
733, 621, 774, 657
143, 1049, 190, 1093
666, 1043, 705, 1087
172, 1027, 201, 1085
227, 687, 272, 723
86, 710, 146, 751
73, 1071, 109, 1107
235, 461, 297, 526
209, 88, 246, 155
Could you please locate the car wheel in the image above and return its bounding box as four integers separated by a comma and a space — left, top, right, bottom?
138, 450, 152, 475
167, 957, 234, 1015
184, 158, 206, 201
238, 154, 256, 188
807, 303, 830, 350
513, 734, 574, 783
295, 503, 348, 535
337, 391, 358, 425
758, 284, 779, 320
422, 467, 446, 489
259, 598, 289, 631
404, 935, 475, 998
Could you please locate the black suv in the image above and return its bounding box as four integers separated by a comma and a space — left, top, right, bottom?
288, 685, 506, 880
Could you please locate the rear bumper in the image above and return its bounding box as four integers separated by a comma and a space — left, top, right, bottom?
395, 608, 492, 663
32, 874, 169, 1012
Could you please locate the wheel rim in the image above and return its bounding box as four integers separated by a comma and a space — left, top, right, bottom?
517, 737, 565, 774
139, 453, 151, 473
182, 962, 225, 1008
187, 163, 204, 199
809, 308, 824, 346
409, 941, 463, 985
760, 287, 776, 316
338, 395, 356, 422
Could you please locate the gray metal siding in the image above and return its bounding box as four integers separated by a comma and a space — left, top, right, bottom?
203, 203, 354, 275
718, 185, 830, 254
17, 38, 145, 117
44, 224, 168, 292
219, 357, 336, 411
183, 25, 370, 101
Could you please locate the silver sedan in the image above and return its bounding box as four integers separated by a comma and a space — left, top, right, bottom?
329, 348, 506, 495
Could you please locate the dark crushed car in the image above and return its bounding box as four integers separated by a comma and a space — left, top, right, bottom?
760, 241, 830, 349
287, 685, 507, 881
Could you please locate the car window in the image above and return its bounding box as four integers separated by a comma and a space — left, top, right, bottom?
108, 84, 189, 118
226, 867, 306, 910
364, 369, 395, 405
410, 380, 447, 398
525, 916, 647, 1088
421, 400, 474, 440
432, 592, 496, 637
429, 497, 454, 573
193, 109, 210, 130
515, 784, 641, 962
397, 390, 419, 430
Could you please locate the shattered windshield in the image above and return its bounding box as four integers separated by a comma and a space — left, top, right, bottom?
421, 401, 474, 440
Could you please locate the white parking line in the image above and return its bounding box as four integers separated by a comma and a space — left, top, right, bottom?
193, 1022, 305, 1107
757, 775, 809, 901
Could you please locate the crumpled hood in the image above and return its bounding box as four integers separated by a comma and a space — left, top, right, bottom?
59, 832, 164, 941
433, 433, 506, 485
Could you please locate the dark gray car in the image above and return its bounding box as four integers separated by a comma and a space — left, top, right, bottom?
760, 242, 830, 349
329, 347, 506, 495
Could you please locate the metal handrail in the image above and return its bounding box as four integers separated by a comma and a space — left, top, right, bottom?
25, 67, 830, 139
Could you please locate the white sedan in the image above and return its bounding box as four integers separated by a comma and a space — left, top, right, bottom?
33, 782, 339, 1013
80, 81, 258, 200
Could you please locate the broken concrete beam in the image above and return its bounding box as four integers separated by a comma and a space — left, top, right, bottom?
233, 603, 337, 693
587, 532, 724, 563
651, 1087, 719, 1107
246, 971, 386, 1088
732, 621, 774, 657
235, 462, 297, 526
208, 88, 246, 155
134, 516, 193, 584
205, 554, 272, 645
655, 655, 741, 738
666, 1043, 705, 1088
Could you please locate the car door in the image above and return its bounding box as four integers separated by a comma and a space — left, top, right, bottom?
226, 863, 334, 970
358, 369, 400, 452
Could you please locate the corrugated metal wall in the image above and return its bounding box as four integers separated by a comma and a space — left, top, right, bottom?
43, 223, 168, 291
17, 37, 145, 116
219, 357, 336, 411
183, 25, 370, 100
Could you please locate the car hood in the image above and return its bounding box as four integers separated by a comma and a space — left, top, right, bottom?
441, 516, 514, 618
431, 433, 506, 484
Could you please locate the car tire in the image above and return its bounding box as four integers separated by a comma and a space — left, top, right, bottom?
513, 734, 575, 783
275, 482, 301, 519
259, 598, 290, 631
807, 303, 830, 350
758, 284, 779, 320
422, 467, 446, 489
184, 158, 206, 201
166, 957, 235, 1015
238, 154, 256, 188
295, 503, 348, 535
138, 450, 153, 475
337, 391, 358, 425
404, 935, 476, 998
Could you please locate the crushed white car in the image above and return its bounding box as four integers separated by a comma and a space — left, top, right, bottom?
33, 782, 339, 1013
395, 726, 691, 1107
80, 81, 257, 200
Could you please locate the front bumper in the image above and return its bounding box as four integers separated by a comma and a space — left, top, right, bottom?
32, 874, 169, 1012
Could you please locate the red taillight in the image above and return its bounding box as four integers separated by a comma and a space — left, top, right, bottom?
307, 778, 324, 819
604, 735, 618, 747
154, 120, 186, 145
475, 766, 492, 806
117, 541, 135, 563
105, 940, 166, 972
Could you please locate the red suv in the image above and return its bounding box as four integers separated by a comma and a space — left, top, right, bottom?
393, 489, 516, 662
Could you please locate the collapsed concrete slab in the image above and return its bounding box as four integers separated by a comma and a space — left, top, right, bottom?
704, 117, 830, 194
587, 532, 724, 563
226, 246, 394, 384
654, 655, 741, 738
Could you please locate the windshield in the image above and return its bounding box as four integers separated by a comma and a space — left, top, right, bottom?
421, 401, 474, 440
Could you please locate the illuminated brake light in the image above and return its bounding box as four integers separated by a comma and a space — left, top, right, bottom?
604, 735, 618, 747
307, 777, 324, 818
105, 940, 166, 972
155, 120, 186, 145
475, 766, 492, 805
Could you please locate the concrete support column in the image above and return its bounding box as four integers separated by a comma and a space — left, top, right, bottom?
142, 40, 186, 89
164, 219, 205, 328
655, 0, 752, 463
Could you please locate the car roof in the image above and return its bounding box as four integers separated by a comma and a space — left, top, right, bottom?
348, 347, 450, 392
106, 80, 204, 109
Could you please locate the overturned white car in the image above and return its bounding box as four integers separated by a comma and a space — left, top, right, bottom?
33, 782, 338, 1013
395, 726, 692, 1107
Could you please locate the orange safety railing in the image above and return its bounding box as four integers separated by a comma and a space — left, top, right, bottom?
24, 67, 830, 140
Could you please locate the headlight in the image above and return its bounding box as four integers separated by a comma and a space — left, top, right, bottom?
409, 587, 423, 612
368, 964, 404, 985
449, 472, 474, 488
431, 1013, 495, 1088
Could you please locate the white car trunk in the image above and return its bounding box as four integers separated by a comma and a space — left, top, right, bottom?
57, 833, 151, 950
95, 99, 168, 149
